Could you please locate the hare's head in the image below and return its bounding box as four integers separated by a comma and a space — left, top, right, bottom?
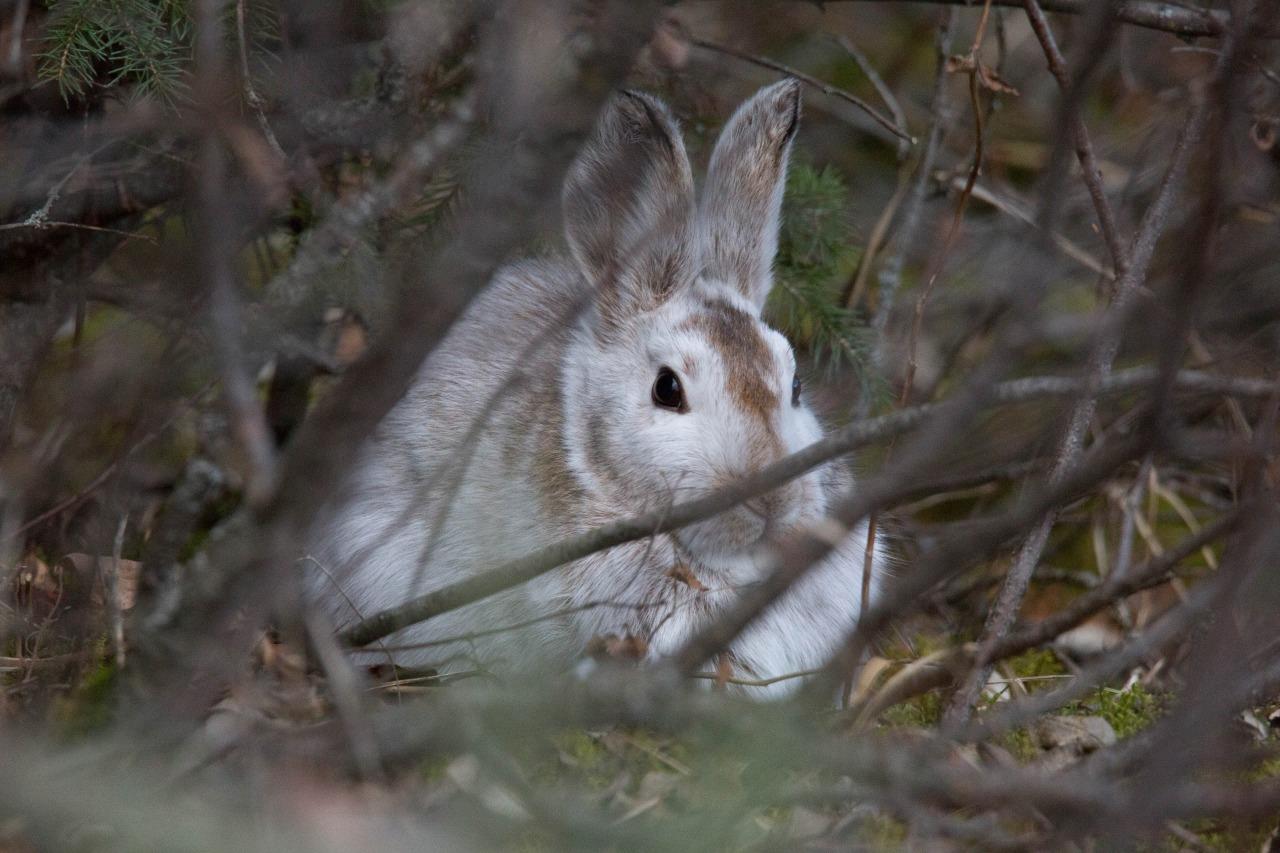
561, 80, 834, 569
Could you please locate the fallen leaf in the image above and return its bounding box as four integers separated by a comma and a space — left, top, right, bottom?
585, 633, 649, 662
60, 554, 142, 614
946, 54, 1020, 96
666, 561, 708, 591
977, 63, 1020, 96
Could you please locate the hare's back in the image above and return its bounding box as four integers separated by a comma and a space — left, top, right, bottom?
382, 257, 584, 460
433, 257, 586, 382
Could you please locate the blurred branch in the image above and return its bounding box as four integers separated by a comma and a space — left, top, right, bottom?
141, 0, 664, 709
195, 0, 278, 506
0, 149, 184, 298
944, 52, 1221, 725
342, 366, 1278, 648
851, 509, 1243, 723
939, 172, 1113, 280
870, 10, 955, 344
967, 574, 1217, 741
1022, 0, 1128, 281
0, 300, 62, 450
262, 87, 479, 318
900, 0, 996, 401
829, 33, 909, 158
789, 0, 1277, 39
234, 0, 286, 162
715, 428, 1146, 688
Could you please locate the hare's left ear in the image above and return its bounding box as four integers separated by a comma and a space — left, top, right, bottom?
563, 90, 698, 334
698, 79, 800, 312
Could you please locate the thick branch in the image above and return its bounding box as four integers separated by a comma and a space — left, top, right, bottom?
340, 366, 1277, 649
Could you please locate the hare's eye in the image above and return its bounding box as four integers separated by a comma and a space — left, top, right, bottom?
791, 375, 802, 407
652, 367, 685, 411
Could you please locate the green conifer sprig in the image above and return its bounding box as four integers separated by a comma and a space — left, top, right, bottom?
38, 0, 191, 102
768, 160, 871, 377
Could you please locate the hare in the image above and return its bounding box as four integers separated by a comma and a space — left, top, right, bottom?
308, 80, 884, 695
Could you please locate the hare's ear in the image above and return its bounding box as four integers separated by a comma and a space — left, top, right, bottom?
563, 91, 697, 331
698, 79, 800, 312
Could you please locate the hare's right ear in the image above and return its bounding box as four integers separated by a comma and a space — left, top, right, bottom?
698, 79, 800, 313
563, 91, 697, 331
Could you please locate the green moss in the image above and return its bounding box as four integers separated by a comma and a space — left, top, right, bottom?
556, 730, 603, 764
1090, 685, 1166, 739
859, 813, 909, 850
554, 730, 612, 789
54, 654, 118, 738
1007, 649, 1067, 683
418, 752, 451, 784
1249, 754, 1280, 781
1046, 684, 1167, 741
508, 828, 555, 853
880, 691, 943, 729
999, 727, 1041, 763
1176, 820, 1273, 852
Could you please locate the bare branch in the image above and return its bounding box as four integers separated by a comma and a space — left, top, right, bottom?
944, 54, 1220, 726
688, 36, 915, 145
761, 0, 1276, 40
1022, 0, 1128, 280
342, 366, 1278, 648
235, 0, 287, 162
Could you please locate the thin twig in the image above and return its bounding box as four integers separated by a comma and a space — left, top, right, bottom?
6, 389, 210, 541
0, 220, 157, 242
196, 0, 278, 507
939, 171, 1113, 280
828, 33, 910, 156
771, 0, 1270, 40
1023, 0, 1129, 283
900, 0, 995, 402
370, 598, 656, 652
304, 611, 385, 781
689, 37, 914, 144
850, 508, 1241, 722
872, 10, 956, 345
689, 667, 824, 688
235, 0, 287, 162
944, 62, 1219, 725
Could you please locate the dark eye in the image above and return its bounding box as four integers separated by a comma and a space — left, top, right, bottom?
791, 375, 802, 407
652, 367, 685, 411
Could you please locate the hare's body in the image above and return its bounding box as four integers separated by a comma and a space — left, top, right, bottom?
310, 82, 884, 694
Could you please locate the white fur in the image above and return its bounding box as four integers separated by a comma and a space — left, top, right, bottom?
307, 82, 885, 696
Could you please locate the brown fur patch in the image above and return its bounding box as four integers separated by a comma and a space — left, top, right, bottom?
529, 382, 582, 523
584, 411, 628, 496
685, 300, 781, 438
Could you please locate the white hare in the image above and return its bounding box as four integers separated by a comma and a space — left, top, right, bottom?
308, 80, 884, 695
